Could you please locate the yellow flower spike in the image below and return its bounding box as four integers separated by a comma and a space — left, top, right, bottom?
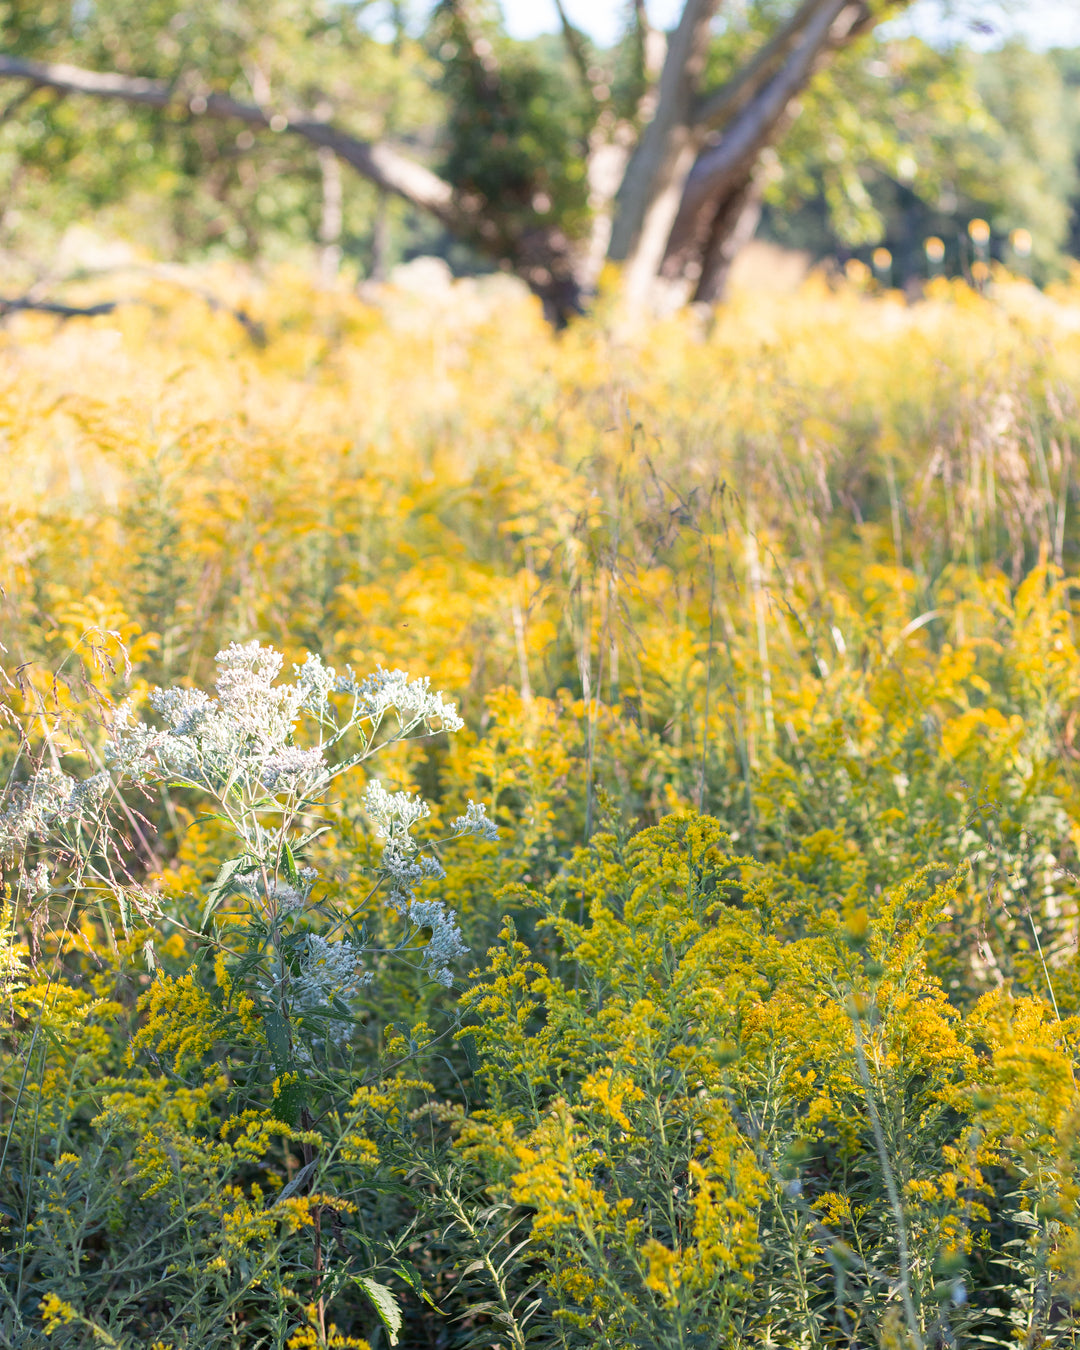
640, 1238, 683, 1301
287, 1304, 371, 1350
127, 969, 224, 1074
580, 1070, 642, 1132
39, 1293, 78, 1334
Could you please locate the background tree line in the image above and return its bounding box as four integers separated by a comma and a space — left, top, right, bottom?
0, 0, 1077, 318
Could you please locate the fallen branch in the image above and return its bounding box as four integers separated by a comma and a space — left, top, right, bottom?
0, 290, 267, 345
0, 296, 119, 318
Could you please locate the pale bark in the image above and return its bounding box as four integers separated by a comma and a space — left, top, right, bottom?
581, 131, 635, 290
694, 0, 844, 132
317, 146, 343, 287
607, 0, 718, 309
665, 0, 860, 267
692, 171, 765, 303
575, 0, 665, 293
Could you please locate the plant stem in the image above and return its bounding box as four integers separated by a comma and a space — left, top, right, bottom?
851, 1010, 924, 1350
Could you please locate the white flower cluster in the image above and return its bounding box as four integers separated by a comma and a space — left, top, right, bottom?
108, 643, 326, 793
236, 865, 318, 916
11, 640, 479, 1006
363, 780, 444, 900
259, 746, 328, 793
294, 932, 371, 1006
342, 666, 464, 733
364, 780, 431, 837
363, 779, 469, 985
108, 644, 463, 800
295, 651, 338, 717
0, 766, 111, 861
407, 899, 470, 987
450, 799, 500, 841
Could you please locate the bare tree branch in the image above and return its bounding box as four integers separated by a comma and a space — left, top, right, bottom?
607, 0, 720, 305
693, 0, 836, 132
553, 0, 594, 94
662, 0, 865, 263
0, 286, 266, 343
0, 296, 119, 318
0, 54, 472, 233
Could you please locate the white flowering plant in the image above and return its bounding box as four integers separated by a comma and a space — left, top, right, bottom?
1, 640, 495, 1121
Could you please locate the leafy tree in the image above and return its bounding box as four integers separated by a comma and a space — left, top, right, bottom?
760, 34, 1080, 283
0, 0, 440, 266
0, 0, 911, 320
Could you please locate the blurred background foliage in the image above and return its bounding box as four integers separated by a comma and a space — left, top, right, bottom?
0, 0, 1076, 288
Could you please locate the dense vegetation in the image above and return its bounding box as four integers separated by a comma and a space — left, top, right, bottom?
3, 268, 1080, 1347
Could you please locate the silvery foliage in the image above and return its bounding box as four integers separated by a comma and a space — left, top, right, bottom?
108, 641, 480, 997
0, 765, 111, 865
362, 781, 484, 987
451, 799, 500, 842
2, 642, 491, 1012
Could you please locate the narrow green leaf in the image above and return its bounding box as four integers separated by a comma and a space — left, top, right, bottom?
296, 825, 331, 849
356, 1277, 402, 1346
201, 855, 250, 931
391, 1262, 441, 1311
271, 1157, 316, 1203
263, 1009, 291, 1072
282, 840, 300, 887
459, 1032, 480, 1073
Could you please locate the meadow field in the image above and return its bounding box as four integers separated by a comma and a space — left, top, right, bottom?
4, 267, 1080, 1347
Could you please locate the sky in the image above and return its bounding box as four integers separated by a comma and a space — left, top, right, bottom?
497, 0, 1080, 51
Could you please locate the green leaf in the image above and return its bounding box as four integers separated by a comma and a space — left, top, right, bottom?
263, 1009, 291, 1072
459, 1032, 480, 1073
272, 1076, 306, 1127
282, 840, 300, 887
391, 1262, 442, 1311
201, 855, 251, 931
272, 1157, 316, 1203
355, 1277, 402, 1346
296, 825, 331, 849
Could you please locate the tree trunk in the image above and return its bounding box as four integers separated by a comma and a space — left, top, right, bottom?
317, 146, 343, 287
663, 0, 857, 268
606, 0, 718, 310
691, 171, 765, 304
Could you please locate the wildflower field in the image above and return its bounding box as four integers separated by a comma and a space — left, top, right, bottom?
5, 268, 1080, 1348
